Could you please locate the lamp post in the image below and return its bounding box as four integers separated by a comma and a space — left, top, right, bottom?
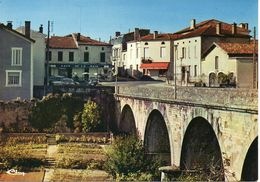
174, 44, 178, 99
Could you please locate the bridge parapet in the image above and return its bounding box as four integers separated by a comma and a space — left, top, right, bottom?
117, 86, 258, 111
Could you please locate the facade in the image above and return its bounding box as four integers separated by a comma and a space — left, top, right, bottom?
0, 22, 35, 100
48, 33, 112, 81
110, 28, 150, 76
202, 41, 258, 88
173, 19, 251, 85
16, 25, 46, 87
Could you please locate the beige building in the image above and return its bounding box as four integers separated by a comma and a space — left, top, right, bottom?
173, 19, 251, 85
202, 41, 258, 88
47, 33, 112, 81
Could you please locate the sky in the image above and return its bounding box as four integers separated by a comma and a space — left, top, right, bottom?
0, 0, 258, 42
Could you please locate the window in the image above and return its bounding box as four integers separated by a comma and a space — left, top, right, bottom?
85, 47, 88, 50
136, 64, 138, 70
136, 48, 139, 58
45, 51, 52, 61
182, 47, 186, 58
84, 52, 89, 62
69, 52, 74, 62
102, 47, 104, 51
160, 47, 166, 58
145, 42, 148, 45
6, 70, 22, 87
188, 46, 190, 58
144, 47, 149, 58
58, 51, 63, 62
161, 42, 165, 45
100, 52, 105, 62
215, 56, 219, 70
194, 65, 197, 77
11, 48, 22, 66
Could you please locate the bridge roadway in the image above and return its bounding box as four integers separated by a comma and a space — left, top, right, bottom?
114, 82, 258, 181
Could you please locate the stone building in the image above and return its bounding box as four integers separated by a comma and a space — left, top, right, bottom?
47, 33, 112, 81
0, 21, 35, 100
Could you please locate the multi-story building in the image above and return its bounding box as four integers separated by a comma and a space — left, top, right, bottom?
48, 33, 112, 80
0, 21, 35, 100
202, 41, 258, 88
173, 19, 251, 85
110, 28, 150, 76
16, 24, 46, 87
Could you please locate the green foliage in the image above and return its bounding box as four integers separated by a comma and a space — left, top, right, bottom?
4, 135, 47, 145
116, 172, 153, 181
105, 135, 160, 180
73, 112, 82, 133
29, 94, 84, 132
81, 100, 102, 132
55, 134, 110, 144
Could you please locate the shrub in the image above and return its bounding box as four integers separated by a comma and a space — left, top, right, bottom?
105, 135, 161, 180
81, 100, 102, 132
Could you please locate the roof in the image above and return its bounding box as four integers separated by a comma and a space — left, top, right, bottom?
0, 23, 35, 43
140, 62, 169, 70
48, 36, 77, 49
174, 19, 250, 40
71, 33, 112, 46
203, 40, 258, 57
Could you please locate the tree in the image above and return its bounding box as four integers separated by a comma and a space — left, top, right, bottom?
81, 99, 101, 132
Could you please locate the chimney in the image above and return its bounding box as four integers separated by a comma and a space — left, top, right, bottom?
239, 23, 246, 29
77, 33, 80, 41
216, 22, 221, 35
39, 24, 43, 33
245, 23, 249, 30
115, 31, 121, 37
25, 21, 31, 38
232, 23, 237, 35
6, 21, 13, 29
190, 19, 196, 29
134, 28, 140, 40
153, 31, 158, 39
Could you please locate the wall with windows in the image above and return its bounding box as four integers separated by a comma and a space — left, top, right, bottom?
0, 28, 32, 100
174, 36, 201, 83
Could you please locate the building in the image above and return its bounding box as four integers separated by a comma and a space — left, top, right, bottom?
16, 24, 46, 87
47, 33, 112, 81
110, 28, 150, 76
202, 41, 258, 88
173, 19, 251, 85
0, 21, 35, 100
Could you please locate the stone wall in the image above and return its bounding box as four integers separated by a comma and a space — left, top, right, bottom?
117, 86, 258, 110
0, 100, 35, 130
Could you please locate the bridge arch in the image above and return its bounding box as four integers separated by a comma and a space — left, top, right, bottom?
119, 104, 137, 134
180, 116, 224, 181
144, 109, 171, 165
241, 137, 258, 181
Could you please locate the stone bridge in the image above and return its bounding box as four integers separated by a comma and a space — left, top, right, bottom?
115, 85, 258, 181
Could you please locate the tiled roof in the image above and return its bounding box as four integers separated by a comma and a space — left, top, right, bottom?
48, 36, 77, 49
0, 23, 35, 43
217, 41, 258, 55
72, 33, 112, 46
174, 19, 250, 40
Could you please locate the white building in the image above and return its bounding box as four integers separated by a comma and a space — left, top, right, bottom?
48, 33, 112, 81
173, 19, 251, 85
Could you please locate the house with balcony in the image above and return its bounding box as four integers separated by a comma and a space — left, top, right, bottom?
47, 33, 112, 81
202, 40, 258, 88
173, 19, 251, 85
0, 21, 35, 100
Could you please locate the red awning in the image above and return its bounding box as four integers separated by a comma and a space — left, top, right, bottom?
140, 62, 169, 70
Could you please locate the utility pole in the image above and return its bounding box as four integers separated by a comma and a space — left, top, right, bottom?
252, 26, 257, 89
44, 21, 50, 95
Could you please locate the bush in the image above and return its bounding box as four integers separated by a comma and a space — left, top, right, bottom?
81, 100, 102, 132
29, 94, 84, 132
105, 135, 161, 180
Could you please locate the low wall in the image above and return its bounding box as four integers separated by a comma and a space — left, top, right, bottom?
117, 86, 258, 111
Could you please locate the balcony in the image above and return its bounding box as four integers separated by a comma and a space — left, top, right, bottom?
141, 57, 153, 63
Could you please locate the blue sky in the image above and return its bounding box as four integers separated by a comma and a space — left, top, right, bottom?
0, 0, 258, 41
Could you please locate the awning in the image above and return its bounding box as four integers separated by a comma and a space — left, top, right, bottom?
140, 62, 169, 70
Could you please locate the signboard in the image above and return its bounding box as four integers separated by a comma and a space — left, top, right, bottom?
49, 63, 113, 68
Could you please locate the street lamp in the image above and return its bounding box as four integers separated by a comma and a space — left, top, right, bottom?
174, 44, 178, 99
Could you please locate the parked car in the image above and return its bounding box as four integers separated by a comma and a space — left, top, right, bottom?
52, 77, 79, 86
